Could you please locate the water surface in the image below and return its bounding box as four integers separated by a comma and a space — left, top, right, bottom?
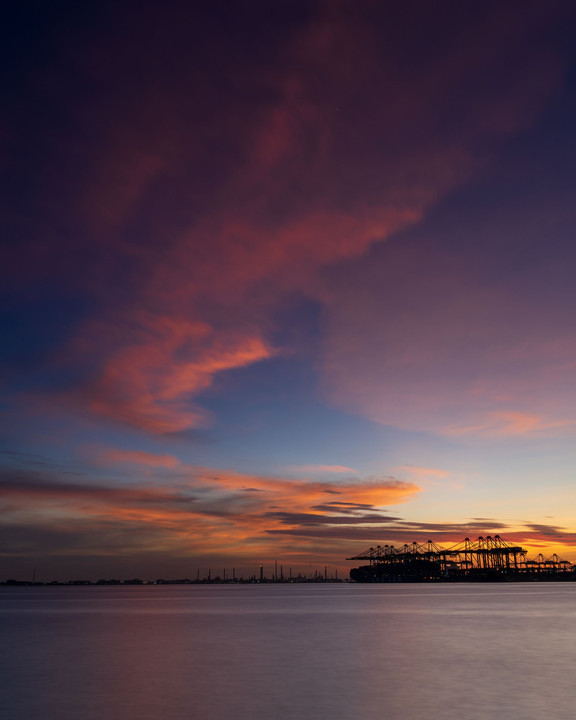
2, 583, 575, 720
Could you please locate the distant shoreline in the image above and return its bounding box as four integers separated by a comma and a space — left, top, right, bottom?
0, 577, 347, 587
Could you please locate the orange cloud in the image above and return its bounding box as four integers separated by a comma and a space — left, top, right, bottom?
101, 449, 181, 468
390, 466, 460, 490
75, 315, 273, 432
200, 469, 418, 510
445, 411, 576, 438
286, 464, 358, 474
392, 466, 449, 479
4, 466, 576, 571
0, 466, 419, 565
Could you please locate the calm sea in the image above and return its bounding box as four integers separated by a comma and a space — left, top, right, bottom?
1, 583, 575, 720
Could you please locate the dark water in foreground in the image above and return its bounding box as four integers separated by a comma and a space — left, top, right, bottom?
1, 583, 576, 720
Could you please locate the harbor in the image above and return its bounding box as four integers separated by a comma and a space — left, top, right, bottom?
348, 535, 575, 582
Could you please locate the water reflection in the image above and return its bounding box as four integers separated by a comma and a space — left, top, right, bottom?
1, 584, 575, 720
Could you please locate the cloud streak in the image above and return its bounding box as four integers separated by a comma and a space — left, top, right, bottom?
101, 449, 181, 468
0, 464, 419, 564
3, 461, 574, 572
7, 2, 566, 435
320, 223, 576, 437
284, 464, 358, 475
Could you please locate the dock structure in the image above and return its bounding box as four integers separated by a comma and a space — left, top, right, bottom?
347, 535, 574, 582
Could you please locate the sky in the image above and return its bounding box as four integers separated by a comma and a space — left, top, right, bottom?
3, 0, 576, 580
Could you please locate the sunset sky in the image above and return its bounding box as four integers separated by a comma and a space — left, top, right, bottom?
3, 0, 576, 580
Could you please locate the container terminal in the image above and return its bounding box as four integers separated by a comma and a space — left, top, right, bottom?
348, 535, 575, 582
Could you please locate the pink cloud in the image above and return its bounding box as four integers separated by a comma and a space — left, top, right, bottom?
318, 231, 576, 437
101, 449, 181, 468
445, 411, 576, 438
19, 3, 567, 436
70, 315, 273, 432
286, 464, 358, 474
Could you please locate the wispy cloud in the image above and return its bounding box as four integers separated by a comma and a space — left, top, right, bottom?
10, 3, 563, 436
285, 464, 358, 475
444, 411, 576, 438
0, 464, 419, 562
100, 449, 181, 468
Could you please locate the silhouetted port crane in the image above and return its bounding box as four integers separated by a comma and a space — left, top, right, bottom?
347, 535, 574, 582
